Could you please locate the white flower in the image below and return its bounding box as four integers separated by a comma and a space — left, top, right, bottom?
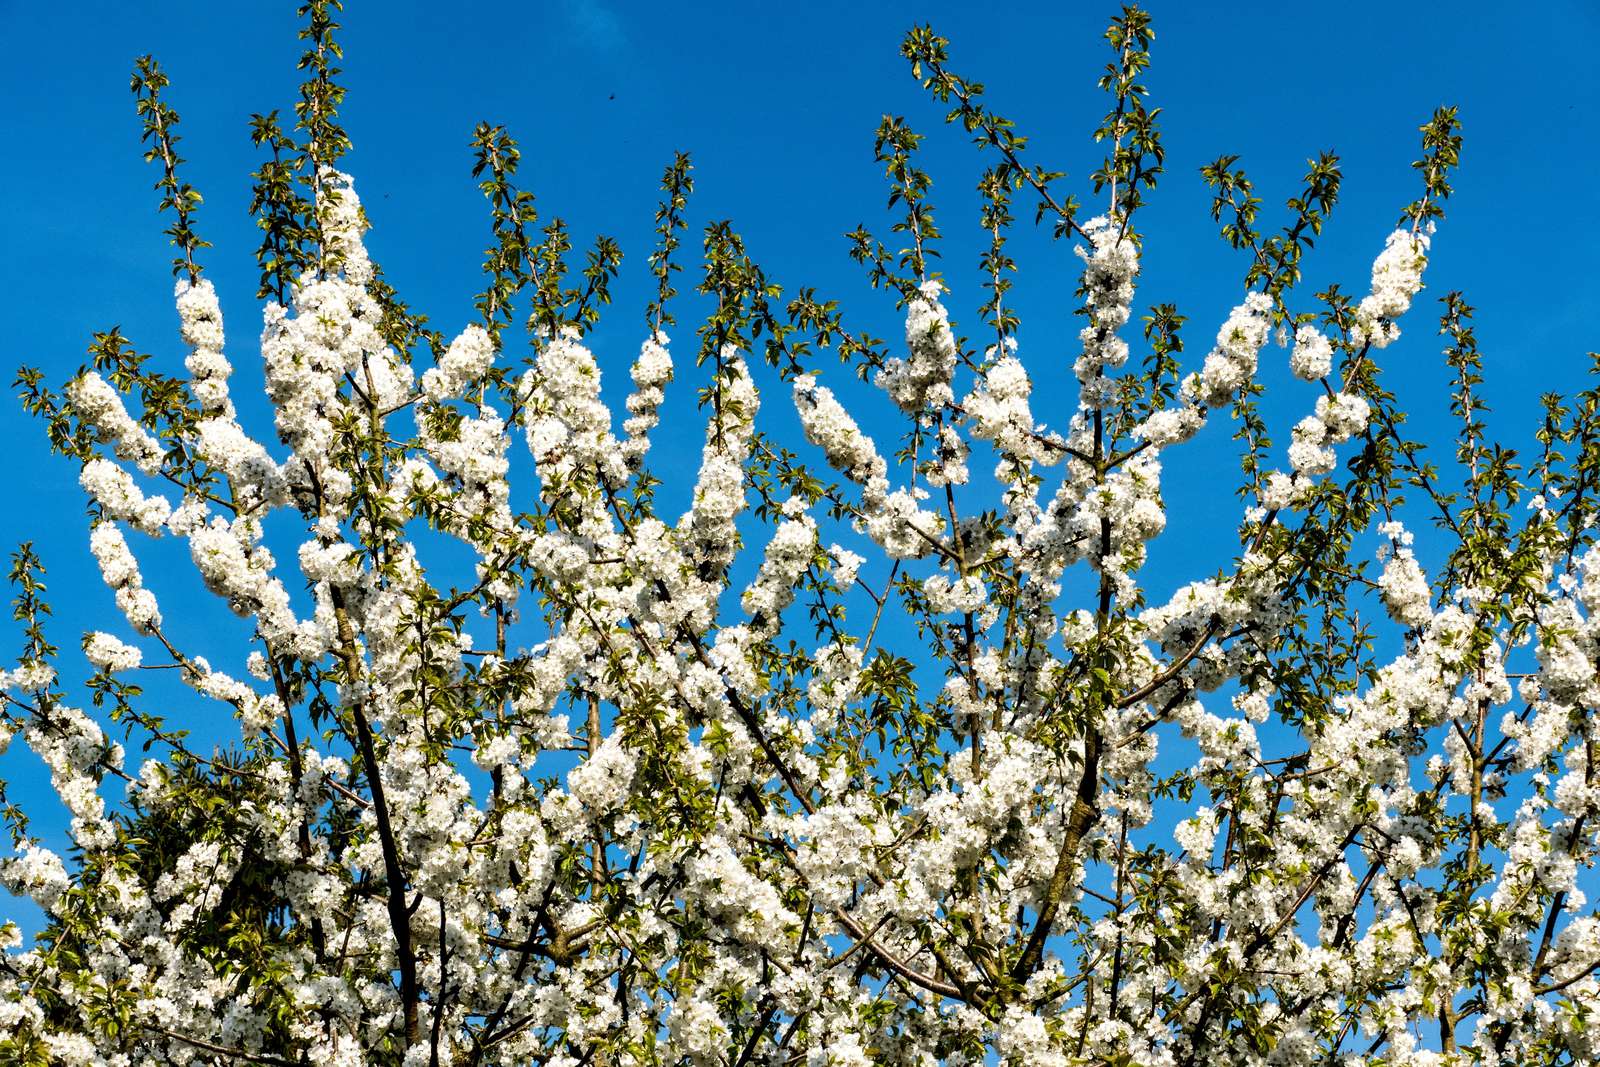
1316, 393, 1370, 441
421, 324, 496, 402
622, 331, 673, 469
1072, 216, 1140, 405
566, 736, 638, 817
794, 377, 886, 485
678, 349, 758, 570
830, 546, 865, 591
1288, 415, 1335, 476
83, 632, 142, 672
1356, 229, 1430, 346
90, 523, 161, 633
1132, 406, 1203, 447
1, 845, 70, 912
78, 458, 171, 533
923, 573, 986, 615
1379, 539, 1433, 628
1197, 292, 1274, 406
65, 373, 164, 474
177, 277, 233, 415
878, 279, 958, 413
1290, 324, 1334, 381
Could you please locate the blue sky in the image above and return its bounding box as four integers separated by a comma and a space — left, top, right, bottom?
1, 0, 1598, 938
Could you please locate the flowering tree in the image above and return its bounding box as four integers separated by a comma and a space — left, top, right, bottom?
2, 2, 1598, 1064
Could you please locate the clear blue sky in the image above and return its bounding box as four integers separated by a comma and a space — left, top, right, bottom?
1, 0, 1597, 932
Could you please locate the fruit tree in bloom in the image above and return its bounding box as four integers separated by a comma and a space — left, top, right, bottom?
2, 3, 1598, 1065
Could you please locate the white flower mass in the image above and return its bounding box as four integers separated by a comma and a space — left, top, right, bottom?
1, 7, 1596, 1067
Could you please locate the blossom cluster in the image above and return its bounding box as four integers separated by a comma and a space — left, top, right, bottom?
2, 14, 1593, 1067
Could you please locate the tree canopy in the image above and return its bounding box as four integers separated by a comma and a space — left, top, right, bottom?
2, 3, 1598, 1065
